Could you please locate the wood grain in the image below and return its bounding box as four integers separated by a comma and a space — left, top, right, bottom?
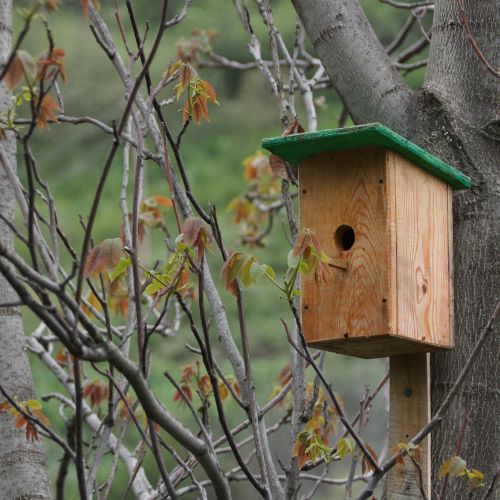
300, 148, 389, 350
392, 152, 451, 347
387, 354, 430, 498
299, 148, 453, 358
447, 185, 455, 348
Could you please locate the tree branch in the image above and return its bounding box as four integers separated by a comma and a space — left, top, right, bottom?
291, 0, 413, 129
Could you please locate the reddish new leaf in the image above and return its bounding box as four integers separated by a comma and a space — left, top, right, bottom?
37, 48, 66, 83
181, 363, 195, 383
25, 422, 39, 442
83, 379, 108, 408
181, 217, 212, 261
152, 195, 173, 207
268, 119, 303, 179
361, 444, 379, 475
83, 238, 123, 278
3, 55, 24, 91
200, 79, 217, 103
3, 51, 36, 90
283, 118, 305, 136
220, 252, 245, 295
173, 385, 192, 406
36, 93, 60, 128
198, 374, 212, 396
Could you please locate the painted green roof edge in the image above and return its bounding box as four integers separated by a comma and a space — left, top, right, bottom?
261, 123, 471, 190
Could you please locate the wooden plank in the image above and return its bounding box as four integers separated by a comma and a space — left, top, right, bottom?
393, 153, 451, 347
300, 148, 390, 349
262, 123, 472, 189
388, 354, 430, 498
308, 334, 449, 359
385, 150, 398, 338
448, 185, 455, 348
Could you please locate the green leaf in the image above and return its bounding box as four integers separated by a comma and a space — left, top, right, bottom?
249, 261, 267, 283
336, 437, 356, 460
439, 456, 467, 479
109, 257, 131, 282
144, 273, 169, 295
239, 255, 255, 287
230, 253, 249, 282
298, 261, 309, 274
25, 399, 41, 410
265, 265, 275, 279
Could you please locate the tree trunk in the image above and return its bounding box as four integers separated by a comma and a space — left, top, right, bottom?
0, 0, 52, 497
424, 1, 499, 496
292, 0, 499, 496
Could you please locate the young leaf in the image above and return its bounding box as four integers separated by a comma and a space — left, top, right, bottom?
336, 437, 356, 460
173, 385, 192, 407
109, 256, 131, 282
25, 422, 39, 442
249, 261, 267, 283
83, 379, 108, 408
25, 399, 42, 411
466, 469, 485, 490
36, 93, 60, 128
361, 444, 379, 475
439, 455, 467, 479
265, 265, 275, 280
36, 48, 67, 83
218, 379, 229, 402
200, 79, 218, 103
83, 238, 123, 278
198, 374, 212, 396
181, 217, 213, 261
3, 51, 35, 90
151, 195, 173, 207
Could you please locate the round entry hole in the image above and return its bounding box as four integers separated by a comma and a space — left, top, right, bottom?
334, 225, 355, 251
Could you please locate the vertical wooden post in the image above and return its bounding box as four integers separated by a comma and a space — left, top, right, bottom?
387, 353, 431, 498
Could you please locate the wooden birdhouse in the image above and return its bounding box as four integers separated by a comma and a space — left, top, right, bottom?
262, 123, 471, 358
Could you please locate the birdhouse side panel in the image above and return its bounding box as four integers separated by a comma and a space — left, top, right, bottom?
390, 152, 452, 348
299, 148, 391, 346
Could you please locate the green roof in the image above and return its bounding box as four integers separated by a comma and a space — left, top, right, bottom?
261, 123, 471, 189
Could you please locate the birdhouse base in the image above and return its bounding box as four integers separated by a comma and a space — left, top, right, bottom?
307, 335, 452, 359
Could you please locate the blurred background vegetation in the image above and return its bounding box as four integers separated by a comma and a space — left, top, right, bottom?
13, 0, 429, 497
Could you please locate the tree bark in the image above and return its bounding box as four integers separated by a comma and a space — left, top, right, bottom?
292, 0, 499, 496
0, 0, 52, 498
424, 1, 499, 496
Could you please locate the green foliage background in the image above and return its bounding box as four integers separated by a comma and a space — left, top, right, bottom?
13, 0, 428, 497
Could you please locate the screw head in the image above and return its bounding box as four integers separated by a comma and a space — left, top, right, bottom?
404, 387, 413, 397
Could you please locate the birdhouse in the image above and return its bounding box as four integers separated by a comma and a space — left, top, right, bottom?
262, 123, 471, 358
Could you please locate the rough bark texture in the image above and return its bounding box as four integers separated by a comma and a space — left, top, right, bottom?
424, 1, 499, 496
0, 0, 52, 498
293, 0, 499, 496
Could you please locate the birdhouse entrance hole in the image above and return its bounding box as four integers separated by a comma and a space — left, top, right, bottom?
334, 224, 355, 251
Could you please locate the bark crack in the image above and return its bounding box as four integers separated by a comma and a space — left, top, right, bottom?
312, 24, 345, 48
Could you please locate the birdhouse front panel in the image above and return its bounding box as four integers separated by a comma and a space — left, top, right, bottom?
300, 148, 454, 358
299, 148, 391, 355
262, 123, 470, 359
